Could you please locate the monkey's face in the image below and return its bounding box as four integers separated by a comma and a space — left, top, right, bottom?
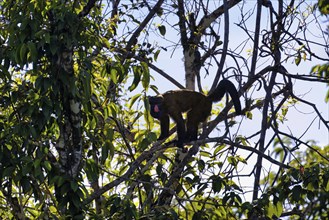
148, 95, 164, 119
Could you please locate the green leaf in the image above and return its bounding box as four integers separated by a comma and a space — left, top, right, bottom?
42, 103, 51, 120
147, 132, 157, 141
200, 150, 211, 158
291, 185, 302, 202
3, 166, 15, 177
27, 42, 38, 63
85, 159, 99, 182
214, 144, 225, 155
141, 62, 150, 89
57, 176, 66, 188
156, 164, 163, 177
139, 138, 150, 150
21, 177, 32, 193
34, 159, 41, 168
109, 103, 118, 119
236, 155, 247, 164
70, 181, 79, 192
102, 37, 111, 49
197, 159, 205, 172
104, 128, 114, 141
50, 36, 58, 55
212, 176, 222, 193
101, 140, 114, 163
295, 53, 301, 66
281, 106, 288, 117
326, 179, 329, 191
43, 161, 52, 171
143, 95, 153, 128
81, 71, 91, 101
227, 156, 238, 167
266, 203, 274, 218
154, 49, 161, 61
246, 111, 253, 119
275, 201, 283, 217
15, 45, 22, 64
319, 0, 329, 14
71, 193, 82, 209
110, 68, 118, 84
128, 93, 141, 109
128, 66, 141, 91
158, 25, 166, 36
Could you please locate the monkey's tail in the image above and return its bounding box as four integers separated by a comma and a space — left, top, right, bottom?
207, 79, 242, 114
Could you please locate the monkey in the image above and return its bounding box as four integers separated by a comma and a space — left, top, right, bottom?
148, 79, 242, 149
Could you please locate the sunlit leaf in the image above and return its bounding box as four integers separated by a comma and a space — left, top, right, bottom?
154, 49, 161, 61
128, 93, 141, 109
128, 66, 141, 91
295, 53, 301, 66
141, 62, 150, 89
43, 161, 52, 171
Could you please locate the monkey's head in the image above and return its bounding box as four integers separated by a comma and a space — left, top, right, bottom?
148, 95, 164, 119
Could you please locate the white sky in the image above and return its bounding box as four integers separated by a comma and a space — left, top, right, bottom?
145, 0, 329, 146
141, 1, 329, 204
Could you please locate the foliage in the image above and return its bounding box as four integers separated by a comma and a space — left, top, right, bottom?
318, 0, 329, 14
253, 143, 329, 219
0, 0, 328, 219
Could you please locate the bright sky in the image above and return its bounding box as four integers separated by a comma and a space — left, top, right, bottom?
142, 1, 328, 203
147, 0, 329, 146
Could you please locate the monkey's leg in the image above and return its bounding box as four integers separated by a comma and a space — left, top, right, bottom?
171, 114, 186, 148
186, 114, 199, 142
186, 103, 211, 142
158, 115, 170, 140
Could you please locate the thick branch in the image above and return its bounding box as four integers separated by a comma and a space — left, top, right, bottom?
210, 0, 230, 92
140, 59, 185, 89
197, 0, 242, 39
177, 0, 188, 52
125, 0, 164, 53
249, 0, 263, 77
253, 1, 284, 200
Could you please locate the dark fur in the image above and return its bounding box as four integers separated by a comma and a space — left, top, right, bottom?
148, 79, 241, 148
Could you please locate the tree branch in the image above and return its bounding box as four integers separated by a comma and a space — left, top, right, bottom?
197, 0, 242, 39
79, 0, 98, 18
205, 138, 292, 169
83, 141, 170, 205
177, 0, 188, 52
249, 0, 263, 77
125, 0, 164, 53
210, 0, 230, 92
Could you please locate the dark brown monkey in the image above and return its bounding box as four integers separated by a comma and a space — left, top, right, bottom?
148, 79, 241, 148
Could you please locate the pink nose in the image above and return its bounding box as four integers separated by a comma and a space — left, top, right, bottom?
154, 105, 160, 112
